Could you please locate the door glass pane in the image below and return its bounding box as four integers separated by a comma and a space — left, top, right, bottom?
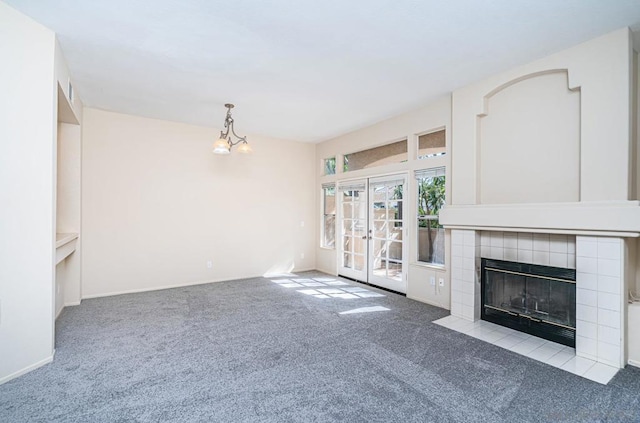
373, 221, 386, 239
343, 253, 352, 269
343, 236, 352, 253
373, 187, 386, 202
389, 225, 402, 241
388, 261, 402, 281
343, 203, 353, 219
354, 255, 365, 271
342, 220, 353, 234
353, 236, 365, 256
388, 241, 403, 261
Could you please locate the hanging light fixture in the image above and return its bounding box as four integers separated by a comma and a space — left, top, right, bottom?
212, 103, 252, 155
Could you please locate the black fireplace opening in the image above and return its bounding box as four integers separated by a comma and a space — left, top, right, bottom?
481, 258, 576, 348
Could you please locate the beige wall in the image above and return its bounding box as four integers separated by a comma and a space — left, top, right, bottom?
81, 108, 316, 298
0, 2, 57, 383
316, 96, 452, 308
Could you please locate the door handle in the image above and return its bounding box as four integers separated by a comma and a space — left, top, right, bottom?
361, 236, 368, 240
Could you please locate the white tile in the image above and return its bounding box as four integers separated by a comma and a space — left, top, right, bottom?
576, 288, 597, 307
509, 337, 546, 355
576, 256, 597, 275
560, 356, 596, 376
577, 240, 598, 258
577, 236, 598, 244
598, 292, 621, 312
451, 301, 462, 317
452, 256, 463, 269
481, 245, 491, 258
546, 349, 575, 368
462, 305, 474, 321
568, 238, 576, 253
549, 252, 567, 268
462, 281, 474, 294
598, 325, 621, 346
597, 342, 621, 366
479, 330, 509, 343
452, 244, 464, 258
503, 233, 518, 249
480, 231, 491, 247
518, 249, 533, 264
597, 241, 621, 260
532, 250, 550, 266
582, 362, 619, 385
490, 247, 504, 260
452, 267, 463, 281
597, 275, 621, 295
452, 320, 478, 334
463, 258, 474, 270
597, 237, 621, 244
504, 248, 518, 261
493, 334, 526, 349
567, 253, 576, 269
576, 304, 598, 323
576, 319, 598, 339
597, 259, 621, 278
533, 233, 550, 252
597, 309, 620, 329
462, 292, 474, 307
549, 234, 568, 253
526, 343, 564, 362
463, 245, 475, 259
490, 232, 503, 248
577, 272, 598, 290
452, 231, 464, 246
576, 336, 598, 358
517, 233, 533, 250
463, 231, 476, 247
462, 269, 474, 283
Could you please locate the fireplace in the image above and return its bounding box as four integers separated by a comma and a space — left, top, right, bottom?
481, 258, 576, 347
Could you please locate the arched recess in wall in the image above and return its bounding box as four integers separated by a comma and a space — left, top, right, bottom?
476, 70, 581, 205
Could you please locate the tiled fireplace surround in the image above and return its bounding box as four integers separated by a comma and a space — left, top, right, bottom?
450, 230, 625, 369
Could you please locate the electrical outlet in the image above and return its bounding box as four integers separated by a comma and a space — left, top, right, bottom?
429, 276, 436, 286
206, 260, 213, 269
439, 277, 445, 287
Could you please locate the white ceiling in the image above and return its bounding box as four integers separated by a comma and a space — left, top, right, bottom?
6, 0, 640, 142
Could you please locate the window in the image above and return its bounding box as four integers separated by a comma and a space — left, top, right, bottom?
418, 130, 445, 159
416, 168, 445, 265
321, 184, 336, 248
344, 139, 407, 172
324, 157, 336, 175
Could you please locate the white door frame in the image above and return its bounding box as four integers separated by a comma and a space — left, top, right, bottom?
337, 174, 408, 293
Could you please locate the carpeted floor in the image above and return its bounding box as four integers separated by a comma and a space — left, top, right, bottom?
1, 272, 639, 422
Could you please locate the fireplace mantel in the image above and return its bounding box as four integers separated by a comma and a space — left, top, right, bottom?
440, 201, 640, 237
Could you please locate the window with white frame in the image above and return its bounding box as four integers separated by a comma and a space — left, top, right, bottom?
415, 167, 445, 265
321, 183, 336, 248
324, 157, 336, 175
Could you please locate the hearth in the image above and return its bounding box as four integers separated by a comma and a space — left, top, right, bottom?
481, 258, 576, 347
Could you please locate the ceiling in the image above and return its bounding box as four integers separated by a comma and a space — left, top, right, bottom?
6, 0, 640, 142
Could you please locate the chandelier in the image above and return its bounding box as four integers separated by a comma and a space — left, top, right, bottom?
212, 103, 252, 154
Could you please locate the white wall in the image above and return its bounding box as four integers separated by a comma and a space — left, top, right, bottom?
56, 122, 82, 311
81, 108, 316, 298
315, 96, 452, 308
0, 2, 57, 383
450, 28, 633, 206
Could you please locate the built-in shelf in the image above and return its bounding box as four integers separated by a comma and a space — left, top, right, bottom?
56, 232, 78, 265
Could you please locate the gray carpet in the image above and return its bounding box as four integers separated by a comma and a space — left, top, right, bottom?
1, 272, 639, 423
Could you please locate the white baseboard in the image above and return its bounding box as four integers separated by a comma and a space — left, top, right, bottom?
82, 269, 326, 300
628, 359, 640, 368
82, 275, 265, 300
0, 355, 54, 385
55, 305, 64, 319
64, 301, 81, 307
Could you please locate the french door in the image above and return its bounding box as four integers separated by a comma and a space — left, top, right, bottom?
338, 175, 407, 293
